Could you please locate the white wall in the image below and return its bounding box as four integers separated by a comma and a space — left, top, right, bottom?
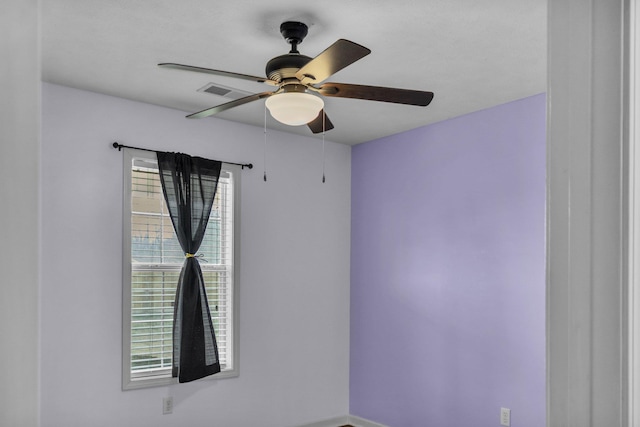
0, 1, 40, 427
40, 83, 351, 427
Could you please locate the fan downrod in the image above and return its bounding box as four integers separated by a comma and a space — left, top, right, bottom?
280, 21, 308, 53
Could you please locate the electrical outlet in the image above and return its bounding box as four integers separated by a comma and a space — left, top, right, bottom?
163, 396, 173, 415
500, 407, 511, 426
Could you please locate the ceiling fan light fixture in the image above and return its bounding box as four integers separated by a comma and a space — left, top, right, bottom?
265, 92, 324, 126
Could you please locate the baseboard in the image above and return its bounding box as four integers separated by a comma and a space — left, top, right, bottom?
297, 414, 388, 427
296, 415, 351, 427
347, 414, 389, 427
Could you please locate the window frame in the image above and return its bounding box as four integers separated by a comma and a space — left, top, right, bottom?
121, 147, 240, 390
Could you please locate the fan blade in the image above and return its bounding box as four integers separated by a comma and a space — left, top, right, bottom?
318, 82, 434, 106
159, 63, 277, 85
187, 92, 273, 119
307, 110, 335, 134
296, 40, 371, 84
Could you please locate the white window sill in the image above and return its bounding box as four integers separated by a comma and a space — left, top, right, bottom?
123, 367, 239, 391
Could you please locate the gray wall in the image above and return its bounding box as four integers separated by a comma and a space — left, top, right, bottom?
39, 83, 351, 427
0, 1, 40, 426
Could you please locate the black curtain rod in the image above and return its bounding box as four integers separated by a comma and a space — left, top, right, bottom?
112, 142, 253, 169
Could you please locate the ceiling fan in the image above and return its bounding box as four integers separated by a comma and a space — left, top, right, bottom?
159, 21, 434, 134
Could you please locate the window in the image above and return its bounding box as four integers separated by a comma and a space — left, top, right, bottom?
122, 148, 240, 390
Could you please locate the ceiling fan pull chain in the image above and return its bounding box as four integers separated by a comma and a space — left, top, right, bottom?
263, 104, 268, 182
322, 113, 326, 184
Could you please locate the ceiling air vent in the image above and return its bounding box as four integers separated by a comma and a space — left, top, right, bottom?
197, 83, 252, 100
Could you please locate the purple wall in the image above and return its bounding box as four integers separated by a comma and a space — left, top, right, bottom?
350, 94, 546, 427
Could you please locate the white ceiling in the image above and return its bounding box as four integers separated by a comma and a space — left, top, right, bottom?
41, 0, 546, 146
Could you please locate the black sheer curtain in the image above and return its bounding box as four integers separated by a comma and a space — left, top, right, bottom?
156, 151, 222, 383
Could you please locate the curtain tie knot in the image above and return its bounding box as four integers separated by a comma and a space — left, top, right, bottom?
185, 253, 207, 262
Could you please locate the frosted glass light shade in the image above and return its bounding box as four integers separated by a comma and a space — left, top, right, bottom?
265, 92, 324, 126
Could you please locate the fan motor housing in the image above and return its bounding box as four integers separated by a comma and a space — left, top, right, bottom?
265, 53, 312, 82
